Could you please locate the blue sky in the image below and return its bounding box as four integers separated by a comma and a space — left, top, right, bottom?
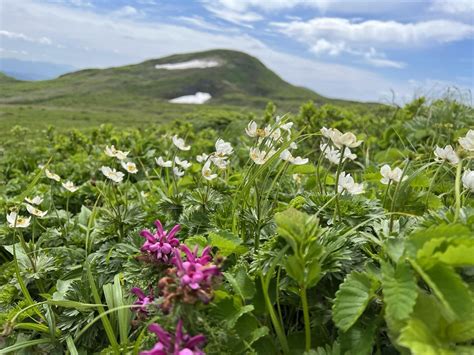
0, 0, 473, 102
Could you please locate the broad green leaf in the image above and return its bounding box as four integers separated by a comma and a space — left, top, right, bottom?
398, 318, 454, 355
382, 262, 418, 321
224, 268, 256, 301
209, 231, 247, 256
446, 320, 474, 343
285, 254, 305, 285
412, 261, 473, 321
433, 240, 474, 267
339, 317, 376, 355
332, 271, 377, 332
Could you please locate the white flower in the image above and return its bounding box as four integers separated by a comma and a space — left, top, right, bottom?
100, 166, 124, 183
249, 147, 275, 165
115, 150, 130, 161
156, 156, 172, 167
175, 157, 192, 170
331, 131, 362, 149
105, 145, 129, 160
459, 130, 474, 152
210, 156, 228, 170
462, 169, 474, 191
173, 167, 185, 177
321, 127, 337, 139
45, 169, 61, 182
434, 145, 459, 165
270, 128, 282, 142
337, 172, 364, 195
380, 164, 407, 185
6, 212, 31, 228
172, 135, 190, 151
202, 160, 217, 181
25, 204, 48, 218
321, 144, 340, 164
196, 153, 209, 163
215, 138, 233, 156
104, 145, 118, 157
121, 161, 138, 174
25, 196, 43, 205
280, 149, 308, 165
62, 180, 80, 192
245, 121, 258, 137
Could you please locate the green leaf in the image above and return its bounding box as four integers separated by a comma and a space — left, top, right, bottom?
382, 262, 418, 321
209, 231, 247, 256
332, 271, 377, 332
411, 261, 473, 321
0, 338, 52, 354
433, 239, 474, 267
339, 317, 376, 355
446, 320, 474, 343
284, 254, 305, 285
398, 318, 454, 355
224, 268, 256, 301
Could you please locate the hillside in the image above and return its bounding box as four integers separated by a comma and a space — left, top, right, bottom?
0, 50, 361, 110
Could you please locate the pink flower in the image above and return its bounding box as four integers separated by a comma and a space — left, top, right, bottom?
140, 320, 206, 355
131, 287, 154, 314
140, 220, 181, 263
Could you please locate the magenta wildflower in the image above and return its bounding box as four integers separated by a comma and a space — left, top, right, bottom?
131, 287, 154, 314
140, 320, 206, 355
140, 220, 181, 263
173, 245, 220, 291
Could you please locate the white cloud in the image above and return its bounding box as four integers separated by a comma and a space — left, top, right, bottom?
271, 17, 473, 68
112, 5, 141, 18
204, 5, 262, 26
430, 0, 474, 15
0, 30, 54, 45
175, 16, 238, 32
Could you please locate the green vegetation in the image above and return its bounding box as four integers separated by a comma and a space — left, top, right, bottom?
0, 91, 473, 354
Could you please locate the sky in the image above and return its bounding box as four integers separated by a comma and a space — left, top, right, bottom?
0, 0, 473, 102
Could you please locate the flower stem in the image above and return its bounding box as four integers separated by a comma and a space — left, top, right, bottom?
333, 146, 346, 222
454, 159, 463, 222
300, 286, 311, 352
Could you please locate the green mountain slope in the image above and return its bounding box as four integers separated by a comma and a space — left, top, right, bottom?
0, 49, 360, 110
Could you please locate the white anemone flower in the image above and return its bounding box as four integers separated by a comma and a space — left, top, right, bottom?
462, 169, 474, 192
459, 130, 474, 152
25, 196, 43, 205
100, 166, 124, 183
250, 148, 271, 165
104, 145, 118, 157
280, 149, 308, 165
215, 139, 233, 156
156, 156, 172, 167
202, 160, 217, 181
210, 156, 229, 170
7, 212, 31, 228
175, 157, 192, 170
45, 169, 61, 182
292, 173, 302, 184
62, 180, 80, 192
270, 128, 282, 142
25, 204, 48, 218
245, 121, 258, 137
196, 153, 209, 163
331, 131, 362, 149
380, 165, 407, 185
115, 150, 130, 161
320, 127, 337, 139
173, 167, 185, 177
434, 145, 459, 165
337, 172, 364, 195
321, 144, 341, 164
172, 135, 191, 151
121, 161, 138, 174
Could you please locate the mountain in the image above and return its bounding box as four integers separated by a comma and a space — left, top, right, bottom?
0, 50, 363, 110
0, 58, 76, 81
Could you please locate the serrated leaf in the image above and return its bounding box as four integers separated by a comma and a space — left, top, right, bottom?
224, 268, 255, 301
209, 231, 247, 256
398, 318, 454, 355
412, 261, 473, 321
433, 240, 474, 267
332, 272, 377, 332
339, 317, 376, 355
446, 320, 474, 343
382, 262, 418, 321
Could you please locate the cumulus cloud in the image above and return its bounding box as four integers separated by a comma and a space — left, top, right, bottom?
271, 17, 473, 68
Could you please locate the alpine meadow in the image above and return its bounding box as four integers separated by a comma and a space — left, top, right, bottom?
1, 2, 474, 355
